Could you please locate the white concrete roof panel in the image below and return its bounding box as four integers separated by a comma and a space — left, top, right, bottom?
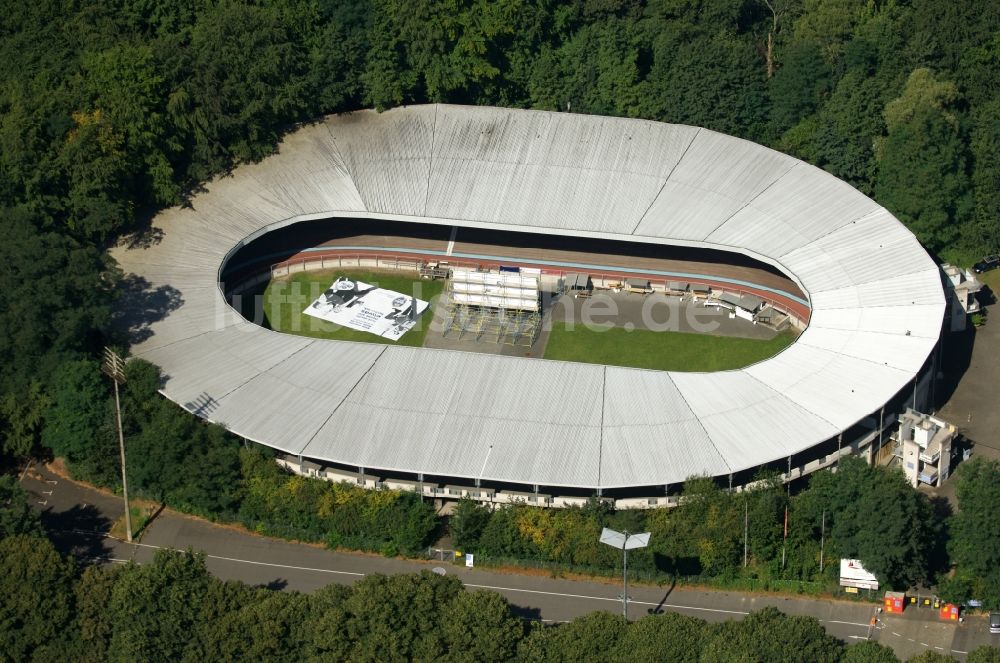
112, 104, 944, 490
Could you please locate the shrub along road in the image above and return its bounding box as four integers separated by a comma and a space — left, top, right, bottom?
21, 462, 995, 660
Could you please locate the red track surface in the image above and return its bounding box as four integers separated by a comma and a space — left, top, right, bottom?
274, 247, 812, 324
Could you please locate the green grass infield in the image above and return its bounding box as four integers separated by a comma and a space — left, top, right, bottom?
542, 322, 797, 372
255, 269, 444, 347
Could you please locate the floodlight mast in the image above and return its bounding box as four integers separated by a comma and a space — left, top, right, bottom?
599, 527, 651, 620
102, 348, 132, 543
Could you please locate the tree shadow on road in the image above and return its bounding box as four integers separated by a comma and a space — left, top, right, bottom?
257, 578, 289, 591
40, 503, 115, 563
508, 605, 544, 623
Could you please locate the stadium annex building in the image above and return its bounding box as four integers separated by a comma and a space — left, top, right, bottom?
113, 105, 945, 506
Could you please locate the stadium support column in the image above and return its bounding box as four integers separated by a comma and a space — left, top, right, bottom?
837, 433, 842, 467
877, 405, 884, 464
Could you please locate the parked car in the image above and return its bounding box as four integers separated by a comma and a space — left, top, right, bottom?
990, 611, 1000, 634
973, 255, 1000, 274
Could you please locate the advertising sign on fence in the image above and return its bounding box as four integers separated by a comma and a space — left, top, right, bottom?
304, 277, 429, 341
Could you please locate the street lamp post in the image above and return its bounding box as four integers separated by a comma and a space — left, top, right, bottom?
102, 348, 132, 543
599, 527, 651, 621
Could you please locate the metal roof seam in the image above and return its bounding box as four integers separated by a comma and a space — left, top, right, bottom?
698, 160, 801, 241
742, 370, 841, 435
665, 372, 732, 476
629, 127, 701, 235
215, 339, 318, 403
420, 103, 440, 217
319, 118, 368, 212
298, 345, 389, 451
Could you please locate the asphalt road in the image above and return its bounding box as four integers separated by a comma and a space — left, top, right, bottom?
20, 463, 999, 660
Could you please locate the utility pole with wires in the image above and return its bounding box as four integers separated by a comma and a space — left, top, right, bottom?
743, 499, 749, 568
781, 505, 788, 570
819, 509, 826, 573
102, 347, 132, 543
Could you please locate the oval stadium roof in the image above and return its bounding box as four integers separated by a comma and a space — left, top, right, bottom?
113, 105, 945, 489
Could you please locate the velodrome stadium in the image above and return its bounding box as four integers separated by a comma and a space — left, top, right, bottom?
113, 105, 946, 507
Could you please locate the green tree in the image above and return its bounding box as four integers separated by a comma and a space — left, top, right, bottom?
790, 457, 939, 588
196, 589, 312, 662
812, 68, 886, 193
69, 565, 121, 663
106, 549, 213, 663
42, 359, 110, 469
80, 43, 178, 207
450, 497, 492, 551
441, 590, 524, 662
875, 69, 973, 253
647, 477, 741, 578
968, 98, 1000, 253
0, 475, 43, 538
906, 652, 957, 663
0, 208, 114, 460
946, 458, 1000, 609
967, 646, 1000, 663
301, 583, 353, 660
842, 640, 900, 663
611, 612, 707, 663
769, 39, 831, 132
518, 610, 627, 662
363, 0, 519, 109
700, 606, 842, 663
0, 535, 76, 663
342, 571, 463, 662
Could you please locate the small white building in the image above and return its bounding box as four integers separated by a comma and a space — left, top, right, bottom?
718, 292, 765, 322
941, 263, 982, 332
893, 408, 956, 488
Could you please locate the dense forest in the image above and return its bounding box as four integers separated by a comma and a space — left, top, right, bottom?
4, 491, 1000, 663
3, 0, 1000, 653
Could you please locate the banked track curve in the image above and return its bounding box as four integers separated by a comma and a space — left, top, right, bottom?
113, 104, 945, 491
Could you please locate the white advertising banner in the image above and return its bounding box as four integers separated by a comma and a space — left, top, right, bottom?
839, 558, 879, 590
304, 277, 429, 341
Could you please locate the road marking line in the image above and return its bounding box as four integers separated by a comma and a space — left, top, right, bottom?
119, 541, 761, 619
127, 541, 365, 577
99, 538, 872, 632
